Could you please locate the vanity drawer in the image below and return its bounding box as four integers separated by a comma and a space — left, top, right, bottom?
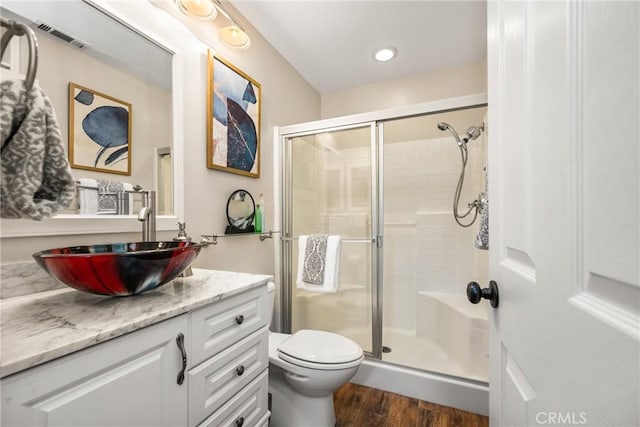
188, 328, 268, 426
190, 286, 269, 366
196, 369, 268, 427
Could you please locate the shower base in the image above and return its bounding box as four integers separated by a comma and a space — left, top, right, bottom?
346, 327, 487, 383
344, 324, 488, 415
381, 328, 487, 382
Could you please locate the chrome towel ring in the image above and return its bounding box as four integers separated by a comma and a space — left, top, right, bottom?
1, 18, 38, 91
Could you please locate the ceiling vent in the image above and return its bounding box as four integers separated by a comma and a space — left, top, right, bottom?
35, 21, 91, 50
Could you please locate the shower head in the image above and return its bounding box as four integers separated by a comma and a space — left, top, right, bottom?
437, 122, 449, 131
464, 123, 485, 142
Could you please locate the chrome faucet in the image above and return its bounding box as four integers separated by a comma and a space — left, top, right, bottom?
134, 186, 156, 242
174, 222, 193, 277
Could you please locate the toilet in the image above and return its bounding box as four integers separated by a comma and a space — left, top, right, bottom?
266, 282, 364, 427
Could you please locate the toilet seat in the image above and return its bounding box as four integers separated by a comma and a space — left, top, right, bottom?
276, 329, 364, 371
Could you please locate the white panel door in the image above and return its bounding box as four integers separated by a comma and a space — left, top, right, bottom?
487, 1, 639, 426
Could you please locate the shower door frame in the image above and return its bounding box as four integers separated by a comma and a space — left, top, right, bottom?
280, 121, 382, 358
278, 93, 488, 361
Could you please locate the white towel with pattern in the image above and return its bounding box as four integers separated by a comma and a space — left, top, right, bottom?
296, 234, 342, 293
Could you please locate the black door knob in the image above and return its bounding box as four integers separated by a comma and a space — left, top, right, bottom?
467, 280, 499, 308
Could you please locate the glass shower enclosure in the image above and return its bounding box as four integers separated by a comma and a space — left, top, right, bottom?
280, 98, 489, 383
282, 123, 380, 356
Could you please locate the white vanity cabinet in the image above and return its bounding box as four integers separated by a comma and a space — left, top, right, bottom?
188, 286, 270, 427
189, 331, 269, 426
0, 284, 270, 427
1, 315, 189, 427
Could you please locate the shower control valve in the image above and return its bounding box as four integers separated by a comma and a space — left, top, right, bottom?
467, 280, 499, 308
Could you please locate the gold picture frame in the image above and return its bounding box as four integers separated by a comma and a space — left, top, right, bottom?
207, 51, 261, 178
69, 82, 132, 175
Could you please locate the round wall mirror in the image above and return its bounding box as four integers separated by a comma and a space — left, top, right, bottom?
226, 190, 255, 233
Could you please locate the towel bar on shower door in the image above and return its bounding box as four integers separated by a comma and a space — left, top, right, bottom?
280, 237, 376, 243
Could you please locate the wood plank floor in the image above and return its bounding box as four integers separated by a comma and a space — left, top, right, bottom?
334, 383, 489, 427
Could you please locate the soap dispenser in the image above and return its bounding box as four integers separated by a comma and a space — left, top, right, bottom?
174, 222, 193, 277
259, 193, 265, 232
255, 193, 265, 233
255, 193, 263, 233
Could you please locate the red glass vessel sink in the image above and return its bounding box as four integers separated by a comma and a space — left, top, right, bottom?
33, 241, 204, 296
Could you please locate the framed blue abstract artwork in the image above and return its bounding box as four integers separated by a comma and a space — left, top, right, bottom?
68, 83, 132, 175
207, 51, 261, 178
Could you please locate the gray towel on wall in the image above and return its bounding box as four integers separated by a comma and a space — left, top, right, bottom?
474, 167, 489, 250
0, 80, 75, 220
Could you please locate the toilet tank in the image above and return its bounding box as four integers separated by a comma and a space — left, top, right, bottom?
267, 281, 275, 329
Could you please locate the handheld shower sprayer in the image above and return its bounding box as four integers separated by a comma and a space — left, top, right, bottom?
437, 122, 464, 147
437, 121, 486, 227
438, 122, 485, 147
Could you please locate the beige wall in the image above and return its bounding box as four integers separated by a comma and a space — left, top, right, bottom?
0, 0, 321, 276
321, 59, 487, 118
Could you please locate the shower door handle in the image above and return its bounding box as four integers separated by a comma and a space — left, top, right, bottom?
467, 280, 499, 308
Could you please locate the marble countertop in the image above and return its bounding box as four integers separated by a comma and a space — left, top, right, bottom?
0, 268, 272, 378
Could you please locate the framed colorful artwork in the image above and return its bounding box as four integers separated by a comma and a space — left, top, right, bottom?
68, 83, 131, 175
207, 51, 261, 178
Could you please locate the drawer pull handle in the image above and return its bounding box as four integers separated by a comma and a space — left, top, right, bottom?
235, 315, 245, 325
176, 333, 187, 385
235, 417, 245, 427
236, 365, 245, 376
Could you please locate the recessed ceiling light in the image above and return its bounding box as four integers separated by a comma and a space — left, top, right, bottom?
374, 47, 397, 62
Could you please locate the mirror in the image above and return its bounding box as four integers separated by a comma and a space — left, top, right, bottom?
0, 0, 177, 235
226, 190, 255, 234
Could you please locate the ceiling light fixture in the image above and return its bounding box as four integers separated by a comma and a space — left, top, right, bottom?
175, 0, 217, 20
374, 47, 397, 62
175, 0, 250, 50
218, 24, 251, 50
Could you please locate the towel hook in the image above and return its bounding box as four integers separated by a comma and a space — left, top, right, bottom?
1, 18, 39, 91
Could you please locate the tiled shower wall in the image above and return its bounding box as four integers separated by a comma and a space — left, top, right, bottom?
383, 135, 489, 331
